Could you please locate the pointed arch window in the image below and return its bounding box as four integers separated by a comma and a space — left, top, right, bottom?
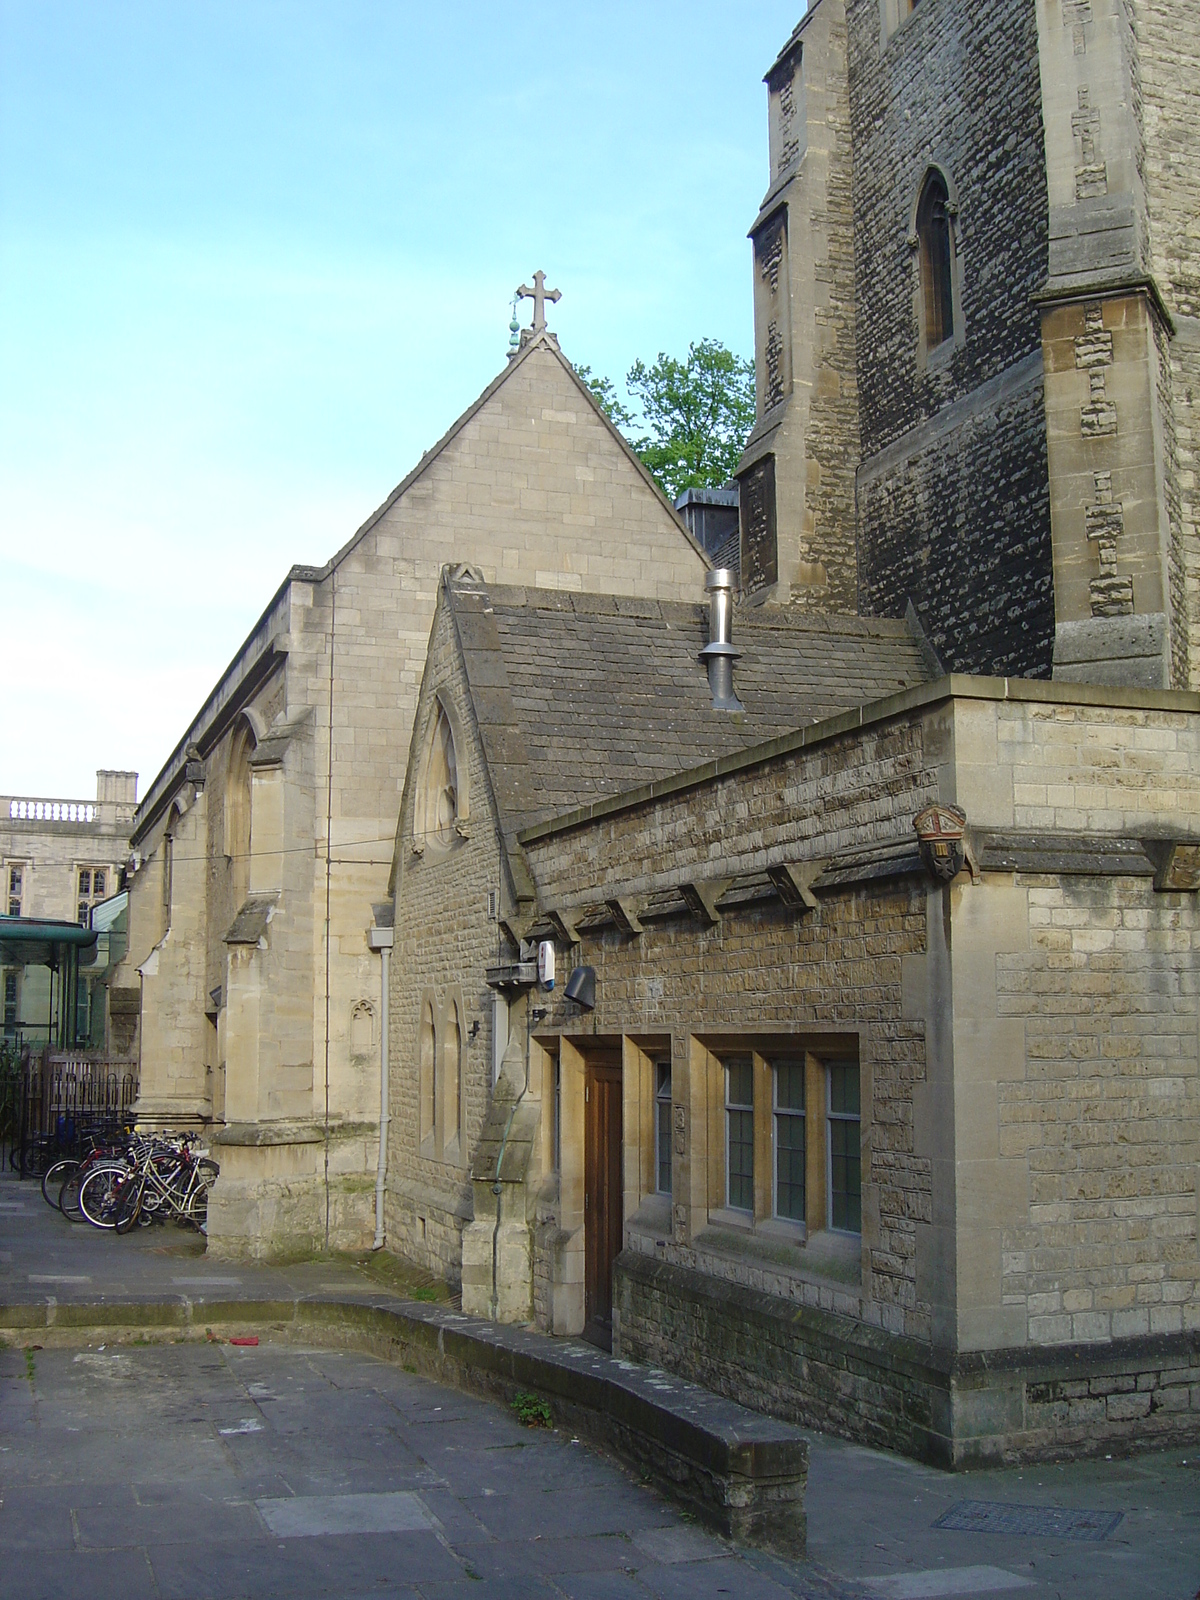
443, 1001, 462, 1155
416, 699, 465, 852
419, 1000, 436, 1145
227, 722, 255, 907
917, 171, 955, 352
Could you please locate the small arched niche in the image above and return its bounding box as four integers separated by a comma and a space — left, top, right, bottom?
350, 1000, 374, 1062
415, 696, 467, 853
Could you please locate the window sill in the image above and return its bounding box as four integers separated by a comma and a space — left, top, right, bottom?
756, 1216, 807, 1246
627, 1191, 672, 1243
695, 1217, 862, 1291
706, 1205, 756, 1234
919, 335, 958, 376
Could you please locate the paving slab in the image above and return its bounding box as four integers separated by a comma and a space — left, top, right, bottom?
3, 1171, 1199, 1598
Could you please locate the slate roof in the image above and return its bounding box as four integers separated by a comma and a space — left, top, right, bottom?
447, 579, 934, 833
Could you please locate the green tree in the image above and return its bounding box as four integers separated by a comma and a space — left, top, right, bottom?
572, 364, 635, 432
576, 341, 756, 502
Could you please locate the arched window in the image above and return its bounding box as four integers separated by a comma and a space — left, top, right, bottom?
917, 171, 955, 352
419, 1000, 436, 1144
227, 722, 255, 907
443, 1002, 462, 1154
416, 700, 462, 851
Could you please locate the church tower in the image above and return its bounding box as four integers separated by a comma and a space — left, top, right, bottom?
1036, 0, 1198, 689
735, 0, 861, 614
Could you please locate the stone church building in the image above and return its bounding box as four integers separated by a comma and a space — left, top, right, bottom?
113, 332, 708, 1256
115, 0, 1199, 1465
383, 0, 1200, 1468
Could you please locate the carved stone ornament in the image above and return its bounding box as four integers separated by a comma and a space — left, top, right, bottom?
913, 802, 968, 883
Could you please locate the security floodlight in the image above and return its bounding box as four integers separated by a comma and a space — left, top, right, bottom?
564, 965, 596, 1012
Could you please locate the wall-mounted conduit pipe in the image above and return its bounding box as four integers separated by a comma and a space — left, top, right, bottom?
368, 925, 394, 1249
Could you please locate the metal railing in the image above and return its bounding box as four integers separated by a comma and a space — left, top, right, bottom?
10, 1049, 138, 1176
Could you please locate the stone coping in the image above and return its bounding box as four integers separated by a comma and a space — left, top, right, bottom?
0, 1290, 808, 1556
518, 671, 1200, 845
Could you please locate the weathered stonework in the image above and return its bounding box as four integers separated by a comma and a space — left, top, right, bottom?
734, 1, 1197, 692
737, 0, 861, 615
115, 337, 707, 1259
502, 680, 1200, 1464
847, 0, 1053, 678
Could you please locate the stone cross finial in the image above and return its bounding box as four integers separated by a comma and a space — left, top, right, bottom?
516, 270, 561, 334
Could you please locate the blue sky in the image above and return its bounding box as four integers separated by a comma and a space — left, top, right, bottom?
1, 1, 803, 798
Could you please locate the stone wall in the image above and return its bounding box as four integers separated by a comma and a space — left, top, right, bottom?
515, 681, 1200, 1459
996, 875, 1200, 1346
616, 1250, 1200, 1467
616, 1252, 947, 1461
738, 0, 861, 613
846, 0, 1053, 676
386, 602, 510, 1285
1139, 0, 1200, 322
1174, 334, 1200, 690
524, 707, 941, 1347
857, 369, 1054, 676
121, 338, 705, 1257
524, 712, 936, 907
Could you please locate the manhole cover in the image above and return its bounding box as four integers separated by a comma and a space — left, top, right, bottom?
933, 1500, 1123, 1541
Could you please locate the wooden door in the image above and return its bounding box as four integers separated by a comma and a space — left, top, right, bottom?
584, 1056, 623, 1346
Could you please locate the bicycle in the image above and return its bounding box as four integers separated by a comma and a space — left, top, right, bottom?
77, 1133, 218, 1234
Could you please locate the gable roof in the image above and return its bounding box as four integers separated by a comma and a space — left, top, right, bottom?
322, 330, 705, 576
445, 577, 934, 840
134, 332, 706, 841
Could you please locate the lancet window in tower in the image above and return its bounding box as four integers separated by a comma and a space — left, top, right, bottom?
227, 723, 254, 908
917, 171, 955, 351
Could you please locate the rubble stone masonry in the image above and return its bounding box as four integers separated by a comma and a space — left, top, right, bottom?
847, 0, 1053, 678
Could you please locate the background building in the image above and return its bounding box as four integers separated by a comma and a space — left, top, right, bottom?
0, 771, 137, 1050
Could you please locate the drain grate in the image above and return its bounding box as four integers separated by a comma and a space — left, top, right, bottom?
933, 1500, 1123, 1542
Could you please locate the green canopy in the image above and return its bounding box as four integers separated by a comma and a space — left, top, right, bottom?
0, 916, 98, 969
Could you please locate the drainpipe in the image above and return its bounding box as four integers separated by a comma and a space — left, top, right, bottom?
367, 925, 394, 1249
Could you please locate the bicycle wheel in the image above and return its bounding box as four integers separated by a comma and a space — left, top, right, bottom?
181, 1159, 219, 1229
42, 1158, 78, 1209
19, 1140, 51, 1179
114, 1175, 145, 1235
78, 1163, 131, 1229
59, 1167, 86, 1222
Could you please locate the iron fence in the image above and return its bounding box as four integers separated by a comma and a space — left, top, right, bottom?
10, 1049, 138, 1176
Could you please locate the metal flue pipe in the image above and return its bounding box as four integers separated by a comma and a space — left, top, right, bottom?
699, 568, 744, 712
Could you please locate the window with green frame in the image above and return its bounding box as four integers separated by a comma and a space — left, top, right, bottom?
725, 1056, 754, 1212
655, 1060, 672, 1195
772, 1059, 805, 1223
827, 1060, 861, 1233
